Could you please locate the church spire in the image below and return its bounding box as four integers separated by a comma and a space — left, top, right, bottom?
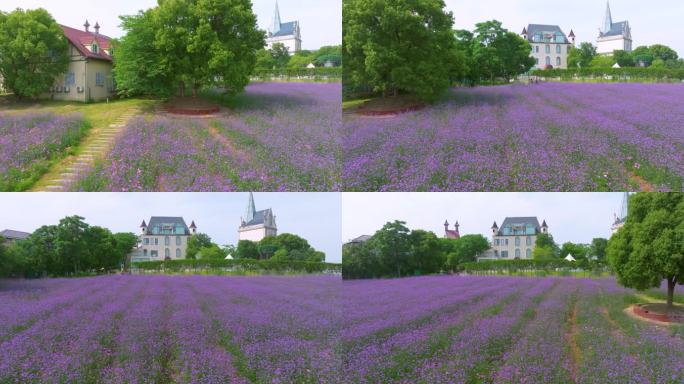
245, 192, 256, 223
603, 1, 613, 33
270, 0, 281, 35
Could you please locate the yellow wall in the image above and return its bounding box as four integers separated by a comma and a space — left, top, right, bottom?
46, 43, 115, 102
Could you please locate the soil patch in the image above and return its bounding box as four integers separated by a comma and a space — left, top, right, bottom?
355, 95, 426, 117
631, 303, 684, 324
163, 97, 220, 116
629, 172, 655, 192
565, 301, 580, 383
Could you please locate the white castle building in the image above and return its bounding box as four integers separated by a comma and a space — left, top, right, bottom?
523, 24, 575, 69
265, 1, 301, 54
132, 217, 197, 262
597, 1, 632, 55
480, 217, 549, 260
238, 193, 277, 242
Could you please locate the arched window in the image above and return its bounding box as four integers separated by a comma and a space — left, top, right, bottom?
545, 44, 550, 54
556, 57, 561, 66
515, 237, 520, 246
176, 248, 181, 258
526, 249, 532, 258
515, 249, 521, 258
545, 56, 551, 66
165, 236, 170, 246
176, 236, 181, 246
556, 45, 561, 54
526, 236, 532, 246
165, 248, 170, 258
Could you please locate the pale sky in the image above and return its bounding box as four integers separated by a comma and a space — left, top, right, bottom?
0, 0, 341, 50
0, 193, 342, 263
342, 193, 625, 246
448, 0, 684, 56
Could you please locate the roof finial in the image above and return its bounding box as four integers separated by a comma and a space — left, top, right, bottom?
603, 1, 612, 34
84, 19, 90, 32
94, 21, 100, 35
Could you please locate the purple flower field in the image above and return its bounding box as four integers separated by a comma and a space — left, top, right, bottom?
75, 82, 341, 191
341, 276, 684, 383
0, 275, 340, 384
343, 83, 684, 191
0, 113, 87, 191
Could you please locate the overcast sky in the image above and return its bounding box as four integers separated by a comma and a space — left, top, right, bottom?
0, 0, 341, 50
342, 193, 625, 245
448, 0, 684, 55
0, 192, 342, 263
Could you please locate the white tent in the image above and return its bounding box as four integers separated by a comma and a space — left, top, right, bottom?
225, 255, 234, 260
306, 63, 316, 69
564, 254, 576, 262
612, 63, 621, 68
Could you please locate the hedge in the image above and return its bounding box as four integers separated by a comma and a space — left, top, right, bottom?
530, 67, 684, 80
132, 258, 341, 274
252, 67, 342, 80
462, 259, 589, 273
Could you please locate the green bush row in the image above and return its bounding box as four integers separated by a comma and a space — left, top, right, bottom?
462, 259, 589, 272
531, 67, 684, 80
252, 67, 342, 79
132, 259, 341, 274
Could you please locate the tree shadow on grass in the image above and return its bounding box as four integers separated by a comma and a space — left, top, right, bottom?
438, 86, 517, 108
203, 87, 320, 112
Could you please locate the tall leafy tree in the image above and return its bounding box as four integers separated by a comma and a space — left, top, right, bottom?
269, 43, 291, 69
344, 0, 461, 101
0, 8, 69, 99
607, 193, 684, 308
187, 233, 213, 259
613, 50, 634, 67
590, 238, 608, 261
470, 20, 534, 81
568, 42, 597, 68
444, 234, 490, 269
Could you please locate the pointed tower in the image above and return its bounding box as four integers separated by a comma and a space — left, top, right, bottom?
541, 220, 549, 234
140, 220, 147, 235
189, 220, 197, 235
444, 220, 449, 233
244, 192, 256, 224
602, 1, 612, 34
270, 1, 281, 36
491, 221, 499, 236
568, 29, 576, 45
619, 192, 629, 221
454, 221, 460, 238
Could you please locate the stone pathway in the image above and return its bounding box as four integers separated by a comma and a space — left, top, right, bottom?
33, 109, 139, 192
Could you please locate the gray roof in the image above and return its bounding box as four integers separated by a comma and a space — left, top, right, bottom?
498, 217, 542, 235
525, 24, 570, 44
0, 229, 31, 240
244, 209, 272, 227
602, 21, 628, 37
145, 217, 191, 235
348, 235, 371, 244
273, 21, 297, 37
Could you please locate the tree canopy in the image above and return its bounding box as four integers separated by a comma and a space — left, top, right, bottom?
607, 193, 684, 307
2, 216, 137, 278
186, 233, 214, 259
567, 42, 597, 68
115, 0, 265, 98
343, 0, 460, 101
0, 8, 69, 99
469, 20, 535, 82
235, 233, 325, 263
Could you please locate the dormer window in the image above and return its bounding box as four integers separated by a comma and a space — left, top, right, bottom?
91, 42, 99, 54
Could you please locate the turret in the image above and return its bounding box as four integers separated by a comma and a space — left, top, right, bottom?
454, 221, 460, 237
541, 220, 549, 234
140, 220, 147, 235
189, 220, 197, 234
491, 221, 499, 236
444, 220, 449, 231
568, 29, 575, 45
521, 26, 528, 41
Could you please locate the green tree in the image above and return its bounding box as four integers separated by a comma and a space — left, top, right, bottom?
187, 233, 213, 259
235, 240, 259, 259
648, 44, 678, 62
607, 193, 684, 308
533, 233, 559, 260
113, 232, 139, 269
590, 238, 608, 261
613, 50, 634, 67
270, 43, 291, 69
198, 244, 227, 260
568, 42, 597, 68
344, 0, 460, 101
470, 21, 534, 81
409, 230, 443, 275
589, 55, 615, 68
445, 234, 490, 270
287, 52, 314, 69
0, 8, 69, 99
370, 221, 412, 276
115, 10, 173, 97
116, 0, 264, 97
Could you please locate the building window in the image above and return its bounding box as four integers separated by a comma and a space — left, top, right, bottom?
154, 238, 159, 245
165, 236, 170, 246
505, 239, 509, 246
526, 248, 532, 258
556, 57, 561, 66
176, 248, 181, 258
65, 72, 75, 86
535, 46, 539, 53
176, 236, 181, 246
545, 56, 551, 66
515, 249, 521, 258
545, 44, 550, 54
143, 249, 147, 256
165, 248, 170, 258
502, 251, 508, 258
92, 43, 99, 53
515, 237, 520, 246
556, 45, 561, 54
151, 250, 158, 257
495, 239, 499, 246
95, 72, 104, 87
526, 236, 532, 246
144, 238, 149, 245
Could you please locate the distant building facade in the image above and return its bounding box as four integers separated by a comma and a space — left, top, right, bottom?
0, 229, 31, 245
522, 24, 575, 69
44, 21, 115, 102
611, 192, 630, 234
238, 193, 277, 242
133, 217, 197, 262
483, 217, 549, 260
265, 1, 302, 54
444, 220, 460, 239
597, 1, 632, 55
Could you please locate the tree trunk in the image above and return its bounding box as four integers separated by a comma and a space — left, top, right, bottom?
667, 278, 675, 308
193, 83, 199, 98
178, 81, 185, 97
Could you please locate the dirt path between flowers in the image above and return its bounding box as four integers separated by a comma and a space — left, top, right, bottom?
207, 123, 253, 163
565, 301, 580, 383
629, 172, 655, 192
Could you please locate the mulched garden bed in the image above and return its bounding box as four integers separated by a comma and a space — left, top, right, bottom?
633, 303, 684, 324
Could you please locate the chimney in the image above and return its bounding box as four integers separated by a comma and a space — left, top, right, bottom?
94, 22, 100, 35
84, 19, 90, 32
